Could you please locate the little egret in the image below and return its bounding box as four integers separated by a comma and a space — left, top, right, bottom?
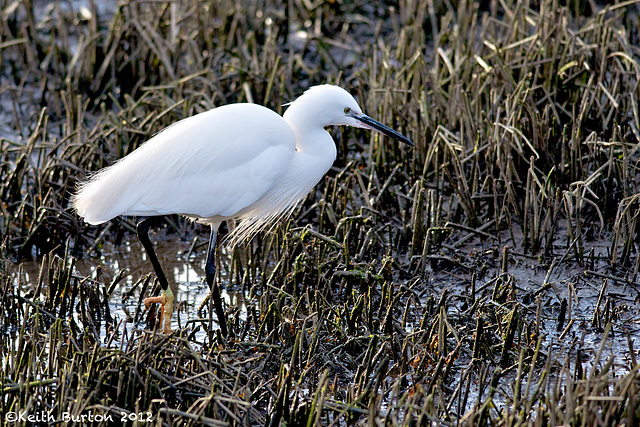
73, 84, 412, 336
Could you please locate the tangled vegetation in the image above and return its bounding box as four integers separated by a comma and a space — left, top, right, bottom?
1, 0, 640, 425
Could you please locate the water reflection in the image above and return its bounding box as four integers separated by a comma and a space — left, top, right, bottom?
18, 236, 245, 343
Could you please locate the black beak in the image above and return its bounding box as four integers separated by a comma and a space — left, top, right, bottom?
355, 113, 413, 146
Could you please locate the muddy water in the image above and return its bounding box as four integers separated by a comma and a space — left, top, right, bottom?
444, 235, 640, 394
16, 233, 247, 343
15, 225, 639, 377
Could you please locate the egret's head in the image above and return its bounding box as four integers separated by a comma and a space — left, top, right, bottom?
285, 85, 413, 146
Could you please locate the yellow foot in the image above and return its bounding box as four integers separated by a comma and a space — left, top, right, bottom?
143, 287, 175, 334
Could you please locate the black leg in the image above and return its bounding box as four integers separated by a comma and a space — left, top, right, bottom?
137, 216, 174, 333
205, 226, 228, 337
136, 217, 169, 292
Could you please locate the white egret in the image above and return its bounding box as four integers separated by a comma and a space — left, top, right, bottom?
73, 84, 412, 336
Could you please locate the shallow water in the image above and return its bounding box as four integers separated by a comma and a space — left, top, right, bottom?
11, 223, 640, 420
16, 233, 246, 344
16, 228, 640, 364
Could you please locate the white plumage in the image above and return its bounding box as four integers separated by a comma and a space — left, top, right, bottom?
73, 84, 412, 335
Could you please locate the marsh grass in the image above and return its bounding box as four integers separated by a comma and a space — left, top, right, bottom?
2, 0, 640, 425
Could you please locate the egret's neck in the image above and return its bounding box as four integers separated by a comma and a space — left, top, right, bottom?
282, 107, 337, 192
283, 107, 337, 159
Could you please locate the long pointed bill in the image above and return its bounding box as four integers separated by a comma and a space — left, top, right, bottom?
354, 113, 413, 146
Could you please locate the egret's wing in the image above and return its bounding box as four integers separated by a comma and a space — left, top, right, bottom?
73, 104, 296, 224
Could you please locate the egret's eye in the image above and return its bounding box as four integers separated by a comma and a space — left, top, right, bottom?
344, 107, 351, 115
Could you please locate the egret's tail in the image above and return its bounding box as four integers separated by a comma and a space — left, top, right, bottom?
72, 162, 137, 225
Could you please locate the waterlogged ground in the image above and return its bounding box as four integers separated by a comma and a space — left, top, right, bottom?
3, 0, 640, 423
15, 232, 248, 344
14, 223, 640, 386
